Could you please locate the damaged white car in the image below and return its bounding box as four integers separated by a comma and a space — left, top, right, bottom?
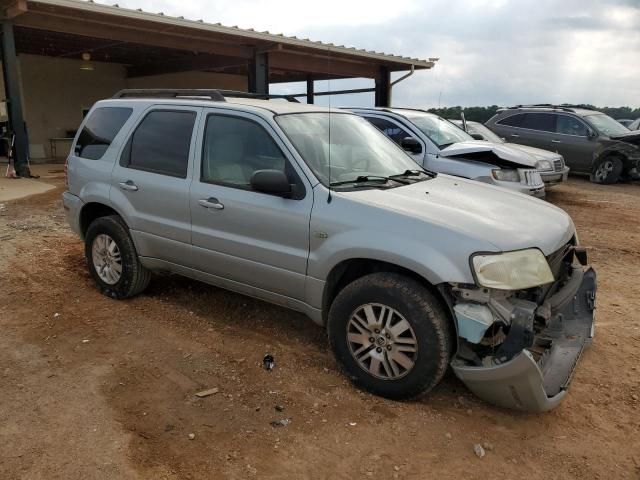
349, 107, 547, 197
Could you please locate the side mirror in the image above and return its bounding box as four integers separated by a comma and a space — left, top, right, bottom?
250, 169, 292, 196
470, 133, 485, 141
588, 129, 598, 139
401, 137, 422, 154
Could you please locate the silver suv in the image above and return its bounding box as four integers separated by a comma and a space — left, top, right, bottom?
486, 105, 640, 184
348, 107, 546, 197
63, 89, 597, 412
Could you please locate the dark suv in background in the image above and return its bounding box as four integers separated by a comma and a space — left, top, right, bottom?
486, 105, 640, 184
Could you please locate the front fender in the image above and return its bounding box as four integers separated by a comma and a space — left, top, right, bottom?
307, 229, 475, 286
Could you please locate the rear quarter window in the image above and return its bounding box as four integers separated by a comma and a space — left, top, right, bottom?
75, 107, 133, 160
496, 113, 525, 127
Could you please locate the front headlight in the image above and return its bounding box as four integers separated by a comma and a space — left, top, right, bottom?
491, 168, 520, 182
535, 160, 553, 171
471, 249, 554, 290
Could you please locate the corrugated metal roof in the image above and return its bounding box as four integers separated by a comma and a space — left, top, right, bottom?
30, 0, 437, 68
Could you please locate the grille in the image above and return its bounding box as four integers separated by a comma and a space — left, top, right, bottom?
520, 169, 544, 187
553, 158, 564, 172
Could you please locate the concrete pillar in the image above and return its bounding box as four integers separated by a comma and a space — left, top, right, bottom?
374, 66, 391, 107
306, 75, 314, 104
248, 52, 269, 95
1, 21, 28, 174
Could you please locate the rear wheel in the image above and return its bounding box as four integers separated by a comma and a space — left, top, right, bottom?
590, 156, 623, 184
327, 272, 453, 400
85, 215, 150, 299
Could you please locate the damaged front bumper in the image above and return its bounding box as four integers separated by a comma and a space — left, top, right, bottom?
451, 265, 597, 412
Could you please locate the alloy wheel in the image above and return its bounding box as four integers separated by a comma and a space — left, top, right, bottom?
346, 303, 418, 380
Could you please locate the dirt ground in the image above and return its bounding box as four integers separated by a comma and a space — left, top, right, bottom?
1, 172, 639, 480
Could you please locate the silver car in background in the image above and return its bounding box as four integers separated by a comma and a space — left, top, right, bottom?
452, 120, 569, 186
348, 107, 547, 197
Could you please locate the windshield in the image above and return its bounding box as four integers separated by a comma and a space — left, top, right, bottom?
403, 112, 474, 148
585, 113, 630, 137
276, 113, 425, 187
467, 122, 504, 143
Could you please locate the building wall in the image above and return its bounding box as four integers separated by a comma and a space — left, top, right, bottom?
9, 54, 247, 159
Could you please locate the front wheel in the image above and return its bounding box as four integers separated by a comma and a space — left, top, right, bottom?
84, 215, 151, 299
327, 272, 453, 400
590, 156, 623, 184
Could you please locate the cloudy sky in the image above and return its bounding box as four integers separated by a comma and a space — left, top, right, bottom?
99, 0, 640, 108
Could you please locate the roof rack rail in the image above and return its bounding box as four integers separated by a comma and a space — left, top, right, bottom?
508, 103, 598, 112
112, 89, 299, 103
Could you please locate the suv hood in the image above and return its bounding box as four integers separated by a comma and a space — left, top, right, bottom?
609, 130, 640, 146
348, 175, 574, 255
439, 141, 538, 168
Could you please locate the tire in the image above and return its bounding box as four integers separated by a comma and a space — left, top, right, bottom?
84, 215, 151, 299
327, 272, 453, 400
590, 156, 623, 184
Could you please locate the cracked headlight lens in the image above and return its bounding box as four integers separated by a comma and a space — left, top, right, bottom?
472, 249, 554, 290
535, 159, 553, 171
491, 168, 520, 182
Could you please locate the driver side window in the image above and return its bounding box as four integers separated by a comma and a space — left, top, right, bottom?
366, 117, 413, 146
201, 115, 289, 188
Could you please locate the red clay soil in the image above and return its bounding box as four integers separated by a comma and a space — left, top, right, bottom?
0, 178, 639, 479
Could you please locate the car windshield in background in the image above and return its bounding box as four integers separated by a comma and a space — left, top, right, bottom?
404, 112, 474, 149
276, 113, 428, 187
468, 123, 504, 143
585, 114, 630, 137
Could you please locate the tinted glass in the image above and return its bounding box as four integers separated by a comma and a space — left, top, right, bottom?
126, 110, 196, 178
76, 107, 132, 160
366, 117, 413, 145
202, 115, 287, 187
556, 115, 588, 136
520, 113, 556, 132
496, 113, 525, 127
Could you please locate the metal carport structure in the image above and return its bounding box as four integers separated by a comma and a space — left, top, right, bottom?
0, 0, 436, 174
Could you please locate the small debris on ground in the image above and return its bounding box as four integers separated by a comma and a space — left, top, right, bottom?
164, 424, 174, 432
195, 387, 219, 398
275, 405, 285, 412
270, 418, 291, 428
473, 444, 486, 459
348, 422, 357, 427
445, 432, 452, 439
188, 433, 196, 440
263, 354, 275, 371
53, 313, 60, 318
482, 441, 494, 451
82, 339, 90, 343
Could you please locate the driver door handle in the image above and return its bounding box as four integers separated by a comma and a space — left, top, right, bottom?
510, 133, 520, 138
551, 140, 561, 144
198, 198, 224, 210
119, 180, 138, 191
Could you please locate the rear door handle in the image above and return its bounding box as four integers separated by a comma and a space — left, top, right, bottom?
198, 198, 224, 210
510, 133, 520, 138
551, 140, 561, 144
119, 180, 138, 191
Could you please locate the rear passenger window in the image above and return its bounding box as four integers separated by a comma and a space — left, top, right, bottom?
520, 113, 556, 132
556, 115, 588, 136
366, 117, 413, 145
123, 110, 196, 178
75, 107, 132, 160
496, 113, 525, 127
201, 115, 288, 188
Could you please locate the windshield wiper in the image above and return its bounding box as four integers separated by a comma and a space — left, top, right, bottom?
389, 169, 438, 179
330, 175, 410, 187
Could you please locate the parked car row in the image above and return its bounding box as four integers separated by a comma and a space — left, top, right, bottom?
63, 89, 597, 413
485, 105, 640, 184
